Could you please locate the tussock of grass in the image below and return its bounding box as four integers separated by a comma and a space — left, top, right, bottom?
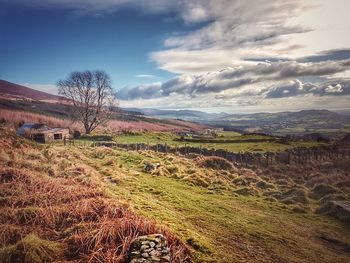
0, 234, 62, 263
196, 156, 234, 170
256, 180, 275, 190
316, 201, 350, 224
267, 188, 310, 205
312, 184, 338, 199
234, 187, 259, 196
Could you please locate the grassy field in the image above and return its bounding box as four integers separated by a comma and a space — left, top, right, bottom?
109, 131, 325, 153
2, 128, 350, 262
82, 146, 350, 262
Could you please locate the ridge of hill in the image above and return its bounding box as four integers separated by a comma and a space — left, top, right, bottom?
0, 79, 63, 101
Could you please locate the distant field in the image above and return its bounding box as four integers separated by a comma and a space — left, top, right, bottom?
109, 131, 325, 153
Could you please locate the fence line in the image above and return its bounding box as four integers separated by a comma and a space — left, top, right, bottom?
89, 141, 350, 167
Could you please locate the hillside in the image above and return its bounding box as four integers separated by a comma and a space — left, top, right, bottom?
0, 80, 62, 101
1, 127, 350, 262
0, 81, 206, 132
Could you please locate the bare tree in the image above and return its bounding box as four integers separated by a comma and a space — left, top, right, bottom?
57, 70, 117, 134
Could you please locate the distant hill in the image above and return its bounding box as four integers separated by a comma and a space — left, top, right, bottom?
131, 107, 350, 137
123, 107, 230, 121
208, 109, 350, 137
0, 80, 62, 101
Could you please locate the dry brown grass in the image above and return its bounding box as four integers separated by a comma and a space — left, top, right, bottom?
0, 108, 81, 130
196, 156, 235, 171
0, 128, 191, 263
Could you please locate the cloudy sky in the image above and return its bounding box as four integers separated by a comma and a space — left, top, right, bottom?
1, 0, 350, 113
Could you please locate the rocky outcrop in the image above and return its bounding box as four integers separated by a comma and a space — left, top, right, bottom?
128, 234, 170, 263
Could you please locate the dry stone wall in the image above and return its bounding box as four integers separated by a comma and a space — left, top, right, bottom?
128, 234, 170, 263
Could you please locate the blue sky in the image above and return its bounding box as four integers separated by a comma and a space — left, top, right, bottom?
0, 4, 188, 88
1, 0, 350, 113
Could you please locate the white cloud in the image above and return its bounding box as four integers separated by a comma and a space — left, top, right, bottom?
119, 59, 350, 99
325, 84, 343, 93
8, 0, 350, 112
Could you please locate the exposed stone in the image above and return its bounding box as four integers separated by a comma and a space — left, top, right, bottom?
144, 163, 156, 172
140, 245, 150, 250
128, 234, 171, 263
149, 241, 156, 248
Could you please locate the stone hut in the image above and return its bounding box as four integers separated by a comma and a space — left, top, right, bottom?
17, 123, 70, 143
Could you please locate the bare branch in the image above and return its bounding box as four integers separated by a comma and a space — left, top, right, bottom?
57, 70, 117, 134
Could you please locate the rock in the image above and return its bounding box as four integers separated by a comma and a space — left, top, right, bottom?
161, 255, 170, 261
149, 242, 155, 248
128, 234, 171, 263
140, 245, 149, 250
144, 163, 156, 173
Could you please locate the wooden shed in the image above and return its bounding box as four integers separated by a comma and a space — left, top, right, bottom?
17, 123, 70, 143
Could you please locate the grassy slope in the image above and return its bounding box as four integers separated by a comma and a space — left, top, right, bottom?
74, 146, 350, 263
2, 129, 349, 262
112, 131, 324, 152
0, 129, 190, 262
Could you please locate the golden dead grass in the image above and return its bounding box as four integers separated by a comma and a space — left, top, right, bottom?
0, 128, 191, 263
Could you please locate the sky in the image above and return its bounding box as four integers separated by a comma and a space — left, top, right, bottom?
0, 0, 350, 113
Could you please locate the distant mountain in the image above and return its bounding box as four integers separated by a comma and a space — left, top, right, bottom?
0, 80, 62, 101
123, 107, 230, 121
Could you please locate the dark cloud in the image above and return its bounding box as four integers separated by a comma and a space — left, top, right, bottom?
264, 79, 350, 99
118, 82, 162, 100
119, 59, 350, 100
299, 49, 350, 63
246, 49, 350, 64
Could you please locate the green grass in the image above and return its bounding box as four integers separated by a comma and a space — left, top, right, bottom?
72, 147, 349, 263
104, 150, 350, 262
112, 131, 324, 153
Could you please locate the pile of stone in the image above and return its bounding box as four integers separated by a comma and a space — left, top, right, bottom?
128, 234, 170, 263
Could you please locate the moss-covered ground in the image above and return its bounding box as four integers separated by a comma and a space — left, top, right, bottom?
77, 146, 350, 263
81, 131, 325, 153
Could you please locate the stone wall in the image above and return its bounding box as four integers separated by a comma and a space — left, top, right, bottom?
101, 142, 350, 167
128, 234, 170, 263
